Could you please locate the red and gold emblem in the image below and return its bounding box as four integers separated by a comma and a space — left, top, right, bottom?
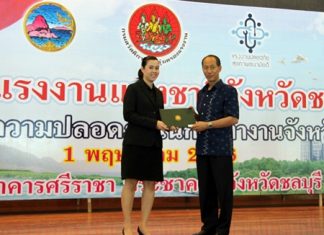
128, 4, 181, 57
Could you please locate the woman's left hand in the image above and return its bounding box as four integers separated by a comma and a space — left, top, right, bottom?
169, 125, 178, 132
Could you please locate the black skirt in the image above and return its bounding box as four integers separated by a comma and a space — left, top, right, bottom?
121, 145, 164, 181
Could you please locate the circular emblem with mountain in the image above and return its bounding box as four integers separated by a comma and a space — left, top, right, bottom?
23, 2, 76, 52
128, 3, 181, 57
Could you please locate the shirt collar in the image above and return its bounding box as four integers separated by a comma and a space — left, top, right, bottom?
202, 79, 223, 92
140, 79, 155, 91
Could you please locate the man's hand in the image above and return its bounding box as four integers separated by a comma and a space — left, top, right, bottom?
191, 121, 209, 132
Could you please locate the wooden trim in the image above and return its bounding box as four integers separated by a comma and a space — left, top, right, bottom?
0, 194, 320, 214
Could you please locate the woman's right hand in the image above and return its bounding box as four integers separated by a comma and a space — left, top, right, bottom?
156, 120, 169, 131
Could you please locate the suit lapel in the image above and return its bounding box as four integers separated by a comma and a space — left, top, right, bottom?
139, 79, 157, 109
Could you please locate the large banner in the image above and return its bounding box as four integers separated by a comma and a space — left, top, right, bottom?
0, 0, 323, 200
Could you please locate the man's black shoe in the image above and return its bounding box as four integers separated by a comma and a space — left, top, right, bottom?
192, 230, 217, 235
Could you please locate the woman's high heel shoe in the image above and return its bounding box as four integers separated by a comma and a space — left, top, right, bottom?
137, 226, 144, 235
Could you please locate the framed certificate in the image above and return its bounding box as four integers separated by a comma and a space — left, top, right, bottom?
159, 108, 196, 128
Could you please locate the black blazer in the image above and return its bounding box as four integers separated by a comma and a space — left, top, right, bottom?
122, 79, 164, 148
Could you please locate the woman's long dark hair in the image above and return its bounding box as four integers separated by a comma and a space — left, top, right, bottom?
138, 55, 159, 80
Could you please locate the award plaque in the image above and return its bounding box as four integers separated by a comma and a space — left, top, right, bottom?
159, 108, 196, 128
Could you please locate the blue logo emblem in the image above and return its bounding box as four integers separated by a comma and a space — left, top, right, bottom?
232, 13, 269, 53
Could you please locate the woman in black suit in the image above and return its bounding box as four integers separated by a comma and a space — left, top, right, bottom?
121, 56, 169, 235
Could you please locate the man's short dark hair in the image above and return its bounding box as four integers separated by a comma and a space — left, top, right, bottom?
201, 54, 221, 66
